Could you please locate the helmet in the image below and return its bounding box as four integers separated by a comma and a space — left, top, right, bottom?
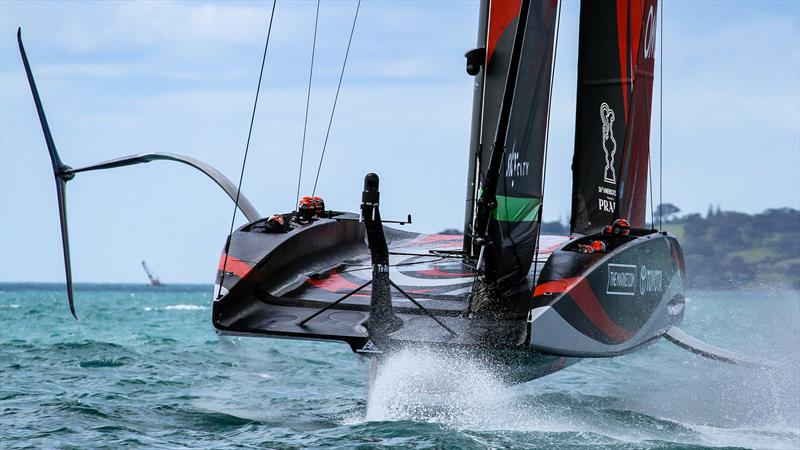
578, 240, 607, 254
267, 213, 285, 226
298, 196, 315, 221
266, 213, 285, 232
589, 239, 607, 252
608, 218, 631, 236
312, 195, 325, 217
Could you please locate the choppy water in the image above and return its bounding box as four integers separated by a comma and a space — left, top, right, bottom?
1, 283, 798, 449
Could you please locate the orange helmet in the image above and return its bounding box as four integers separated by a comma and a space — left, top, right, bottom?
298, 196, 315, 221
589, 240, 607, 252
606, 218, 630, 236
312, 195, 325, 217
578, 240, 607, 254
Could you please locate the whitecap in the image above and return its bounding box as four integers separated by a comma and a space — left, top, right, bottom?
143, 304, 208, 311
164, 304, 208, 311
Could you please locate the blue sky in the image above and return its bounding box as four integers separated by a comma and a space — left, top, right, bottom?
1, 0, 798, 283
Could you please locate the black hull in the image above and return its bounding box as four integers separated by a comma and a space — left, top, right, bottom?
529, 229, 686, 357
213, 214, 684, 383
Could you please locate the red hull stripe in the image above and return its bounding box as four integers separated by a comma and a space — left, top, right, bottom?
407, 234, 462, 246
535, 276, 634, 343
308, 271, 361, 293
534, 277, 581, 297
570, 279, 634, 343
217, 254, 253, 279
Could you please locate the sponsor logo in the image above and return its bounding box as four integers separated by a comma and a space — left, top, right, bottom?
600, 102, 617, 185
505, 143, 529, 188
598, 198, 616, 213
356, 340, 382, 354
597, 186, 617, 212
639, 265, 664, 294
607, 263, 636, 295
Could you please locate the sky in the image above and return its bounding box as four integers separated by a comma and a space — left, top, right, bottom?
1, 0, 798, 284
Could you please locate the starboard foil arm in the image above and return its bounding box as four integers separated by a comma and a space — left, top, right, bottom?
664, 327, 773, 368
18, 28, 259, 319
63, 153, 259, 222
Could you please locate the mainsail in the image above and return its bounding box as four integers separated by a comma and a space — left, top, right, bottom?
468, 0, 559, 289
570, 0, 658, 234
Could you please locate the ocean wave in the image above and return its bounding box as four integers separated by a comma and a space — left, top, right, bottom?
165, 304, 208, 311
143, 304, 209, 312
0, 304, 20, 309
79, 357, 131, 368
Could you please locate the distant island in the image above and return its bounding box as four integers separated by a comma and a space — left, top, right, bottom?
444, 206, 800, 290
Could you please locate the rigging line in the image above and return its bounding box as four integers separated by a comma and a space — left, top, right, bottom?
534, 0, 562, 278
646, 3, 658, 230
648, 139, 655, 228
218, 1, 277, 299
295, 0, 321, 210
312, 0, 361, 196
659, 0, 664, 231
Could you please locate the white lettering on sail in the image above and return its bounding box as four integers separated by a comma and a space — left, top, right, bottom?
600, 102, 617, 185
599, 198, 616, 213
597, 186, 617, 196
505, 146, 529, 188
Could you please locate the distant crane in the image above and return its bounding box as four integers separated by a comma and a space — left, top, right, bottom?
141, 260, 162, 286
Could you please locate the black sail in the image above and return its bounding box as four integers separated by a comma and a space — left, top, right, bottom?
570, 0, 658, 234
469, 0, 559, 289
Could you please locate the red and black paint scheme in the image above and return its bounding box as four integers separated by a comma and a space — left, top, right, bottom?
571, 0, 658, 234
211, 172, 587, 382
465, 0, 559, 290
530, 229, 685, 356
210, 183, 685, 383
22, 0, 768, 386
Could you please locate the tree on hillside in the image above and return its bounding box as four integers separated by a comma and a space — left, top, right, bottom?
656, 203, 680, 222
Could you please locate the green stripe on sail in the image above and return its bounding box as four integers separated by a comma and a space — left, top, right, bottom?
492, 196, 542, 222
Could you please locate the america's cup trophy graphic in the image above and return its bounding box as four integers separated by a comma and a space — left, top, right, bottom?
600, 102, 617, 184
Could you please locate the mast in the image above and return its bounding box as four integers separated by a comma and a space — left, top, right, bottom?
142, 260, 161, 286
471, 0, 559, 290
462, 0, 490, 255
616, 0, 658, 227
570, 0, 658, 234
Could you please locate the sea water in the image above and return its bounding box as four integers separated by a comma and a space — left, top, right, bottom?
1, 283, 798, 449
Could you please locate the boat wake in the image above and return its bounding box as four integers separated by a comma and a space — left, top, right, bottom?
352, 338, 800, 449
363, 348, 519, 427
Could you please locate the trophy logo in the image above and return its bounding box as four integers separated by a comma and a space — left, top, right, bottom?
600, 102, 617, 184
